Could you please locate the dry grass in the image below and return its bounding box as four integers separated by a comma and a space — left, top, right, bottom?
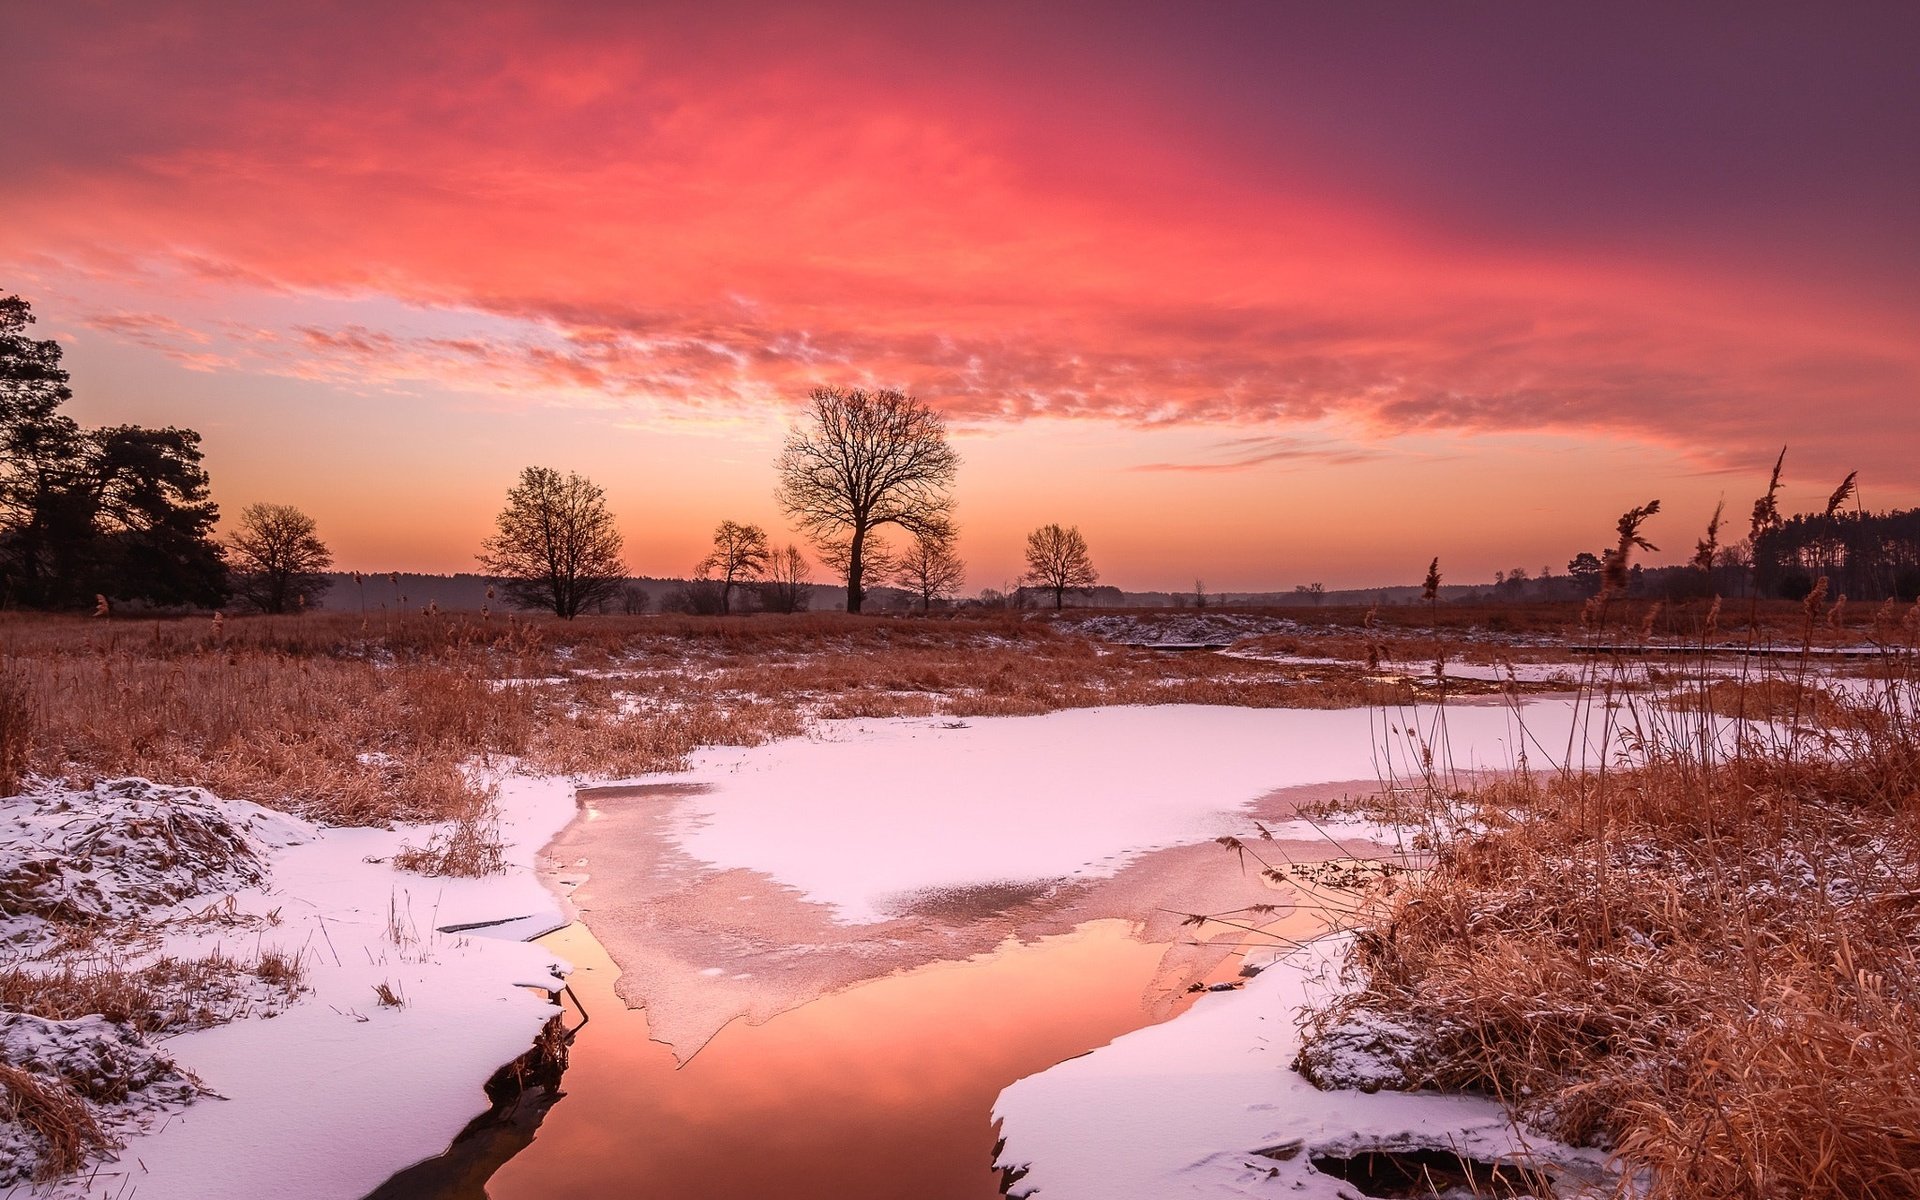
0, 670, 33, 797
0, 1062, 106, 1182
393, 807, 505, 877
1294, 614, 1920, 1198
0, 609, 1515, 831
0, 947, 309, 1034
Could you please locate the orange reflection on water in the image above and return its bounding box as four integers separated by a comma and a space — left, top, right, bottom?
485, 918, 1231, 1199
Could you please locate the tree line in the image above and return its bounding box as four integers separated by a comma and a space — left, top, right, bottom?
60, 286, 1900, 621
0, 295, 334, 613
477, 386, 1108, 617
3, 299, 1104, 620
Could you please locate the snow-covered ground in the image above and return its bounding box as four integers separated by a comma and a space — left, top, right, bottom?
993, 937, 1616, 1199
635, 700, 1604, 925
1064, 612, 1305, 646
3, 776, 577, 1200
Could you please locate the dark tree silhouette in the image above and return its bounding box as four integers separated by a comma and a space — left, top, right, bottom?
697, 520, 771, 614
86, 425, 227, 608
229, 502, 334, 613
775, 387, 959, 614
478, 467, 626, 618
1754, 507, 1920, 601
0, 296, 72, 461
1023, 524, 1097, 609
1566, 551, 1604, 596
898, 527, 965, 612
756, 543, 814, 613
0, 298, 229, 609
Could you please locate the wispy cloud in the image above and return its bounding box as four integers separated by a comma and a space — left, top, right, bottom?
1132, 434, 1387, 473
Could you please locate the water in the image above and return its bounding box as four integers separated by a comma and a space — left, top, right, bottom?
389, 917, 1245, 1198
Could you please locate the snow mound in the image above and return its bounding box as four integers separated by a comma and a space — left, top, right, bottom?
1293, 1008, 1425, 1093
0, 1012, 202, 1187
0, 779, 314, 949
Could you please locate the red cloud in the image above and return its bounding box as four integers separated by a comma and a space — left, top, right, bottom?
4, 1, 1917, 489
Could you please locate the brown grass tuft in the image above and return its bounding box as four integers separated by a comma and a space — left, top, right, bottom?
0, 1062, 108, 1182
0, 669, 35, 796
1295, 644, 1920, 1198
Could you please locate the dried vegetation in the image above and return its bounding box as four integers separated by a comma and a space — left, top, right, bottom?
1294, 595, 1920, 1199
0, 608, 1505, 834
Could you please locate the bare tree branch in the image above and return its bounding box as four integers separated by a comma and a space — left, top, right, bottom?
477, 466, 626, 618
696, 519, 771, 614
1023, 523, 1098, 609
227, 502, 333, 614
775, 386, 959, 613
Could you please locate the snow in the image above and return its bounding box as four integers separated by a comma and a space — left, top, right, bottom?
644, 701, 1600, 925
0, 780, 311, 952
8, 774, 580, 1200
1, 1012, 202, 1188
992, 936, 1614, 1199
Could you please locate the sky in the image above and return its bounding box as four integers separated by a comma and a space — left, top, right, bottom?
3, 1, 1916, 591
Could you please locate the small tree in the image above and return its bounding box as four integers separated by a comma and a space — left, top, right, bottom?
898, 527, 966, 612
478, 467, 626, 619
775, 386, 960, 614
757, 543, 814, 613
1023, 523, 1098, 609
228, 502, 334, 613
1566, 552, 1604, 597
697, 520, 770, 614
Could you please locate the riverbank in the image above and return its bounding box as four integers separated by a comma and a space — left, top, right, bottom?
3, 774, 577, 1199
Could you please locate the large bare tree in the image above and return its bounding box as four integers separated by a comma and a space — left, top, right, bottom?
775, 386, 959, 613
697, 519, 771, 614
478, 466, 626, 619
1023, 523, 1098, 609
898, 527, 965, 612
227, 502, 333, 613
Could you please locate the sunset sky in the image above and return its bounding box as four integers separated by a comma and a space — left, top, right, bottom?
4, 2, 1916, 591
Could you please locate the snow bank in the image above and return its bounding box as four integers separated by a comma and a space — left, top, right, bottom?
647, 701, 1594, 925
992, 937, 1613, 1199
0, 779, 310, 952
8, 774, 580, 1200
0, 1012, 202, 1188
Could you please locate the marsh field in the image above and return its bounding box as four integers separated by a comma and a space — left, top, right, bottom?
3, 598, 1917, 1200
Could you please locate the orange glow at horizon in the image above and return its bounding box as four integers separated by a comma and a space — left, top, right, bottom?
4, 3, 1916, 591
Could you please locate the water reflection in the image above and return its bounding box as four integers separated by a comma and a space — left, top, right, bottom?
449, 918, 1238, 1199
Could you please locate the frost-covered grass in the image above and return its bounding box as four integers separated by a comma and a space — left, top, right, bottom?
993, 936, 1616, 1199
0, 609, 1545, 833
1287, 602, 1920, 1200
1, 775, 576, 1197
